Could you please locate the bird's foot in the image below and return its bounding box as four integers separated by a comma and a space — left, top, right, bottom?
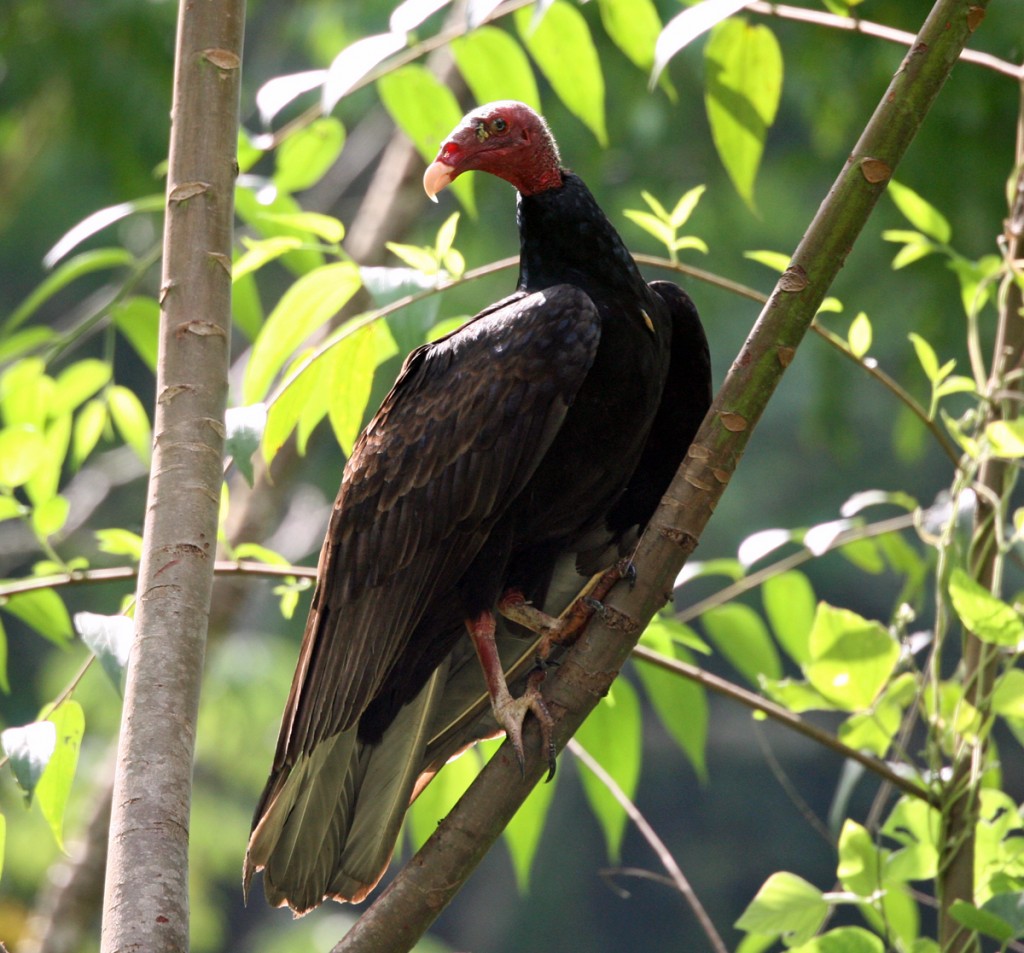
498, 558, 630, 661
467, 611, 557, 778
492, 667, 556, 779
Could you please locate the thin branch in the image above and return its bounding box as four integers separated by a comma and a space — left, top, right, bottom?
745, 1, 1022, 80
567, 739, 729, 953
630, 645, 936, 807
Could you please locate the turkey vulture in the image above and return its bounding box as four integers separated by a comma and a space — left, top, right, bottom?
245, 100, 711, 914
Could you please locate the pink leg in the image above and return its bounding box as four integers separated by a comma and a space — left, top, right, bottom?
466, 610, 555, 776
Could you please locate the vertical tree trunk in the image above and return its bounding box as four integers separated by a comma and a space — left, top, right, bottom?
100, 0, 244, 950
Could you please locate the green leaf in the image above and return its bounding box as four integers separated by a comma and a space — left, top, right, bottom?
652, 0, 750, 84
405, 742, 483, 852
326, 320, 400, 457
948, 567, 1024, 646
234, 186, 324, 277
5, 248, 137, 333
744, 249, 791, 272
760, 677, 836, 712
623, 209, 676, 249
993, 668, 1024, 719
322, 31, 407, 114
31, 495, 70, 539
986, 419, 1024, 459
0, 425, 46, 487
1, 720, 56, 803
515, 2, 607, 146
35, 700, 84, 850
887, 180, 951, 244
107, 385, 152, 465
51, 359, 112, 416
225, 403, 267, 487
762, 570, 816, 665
789, 926, 885, 953
670, 185, 706, 228
95, 528, 144, 560
377, 65, 475, 216
503, 752, 557, 892
575, 680, 641, 861
702, 603, 782, 686
3, 588, 73, 645
75, 612, 133, 694
263, 349, 319, 462
949, 899, 1015, 943
837, 820, 881, 896
704, 18, 783, 209
635, 616, 708, 778
805, 603, 898, 710
1, 357, 50, 429
42, 195, 163, 269
233, 236, 305, 282
451, 27, 541, 111
111, 296, 161, 370
908, 331, 942, 382
273, 117, 346, 194
597, 0, 663, 71
72, 398, 109, 469
734, 871, 828, 945
26, 413, 72, 506
0, 812, 5, 878
847, 312, 872, 359
258, 211, 345, 245
243, 261, 362, 404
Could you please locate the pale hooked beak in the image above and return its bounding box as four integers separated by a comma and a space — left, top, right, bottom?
423, 160, 456, 203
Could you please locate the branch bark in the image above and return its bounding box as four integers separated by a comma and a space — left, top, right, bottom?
335, 1, 990, 949
99, 0, 243, 949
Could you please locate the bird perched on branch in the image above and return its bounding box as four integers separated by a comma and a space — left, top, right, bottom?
245, 100, 711, 914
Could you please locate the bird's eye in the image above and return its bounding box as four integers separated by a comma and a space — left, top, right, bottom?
492, 117, 508, 133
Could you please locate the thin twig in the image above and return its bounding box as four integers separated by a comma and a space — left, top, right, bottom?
567, 739, 729, 953
745, 1, 1022, 80
631, 645, 938, 807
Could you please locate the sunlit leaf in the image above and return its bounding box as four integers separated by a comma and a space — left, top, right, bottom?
107, 385, 152, 465
51, 360, 111, 416
233, 236, 305, 282
575, 680, 641, 861
42, 197, 163, 269
95, 528, 144, 560
704, 18, 782, 209
805, 603, 898, 710
255, 69, 327, 125
327, 320, 400, 457
273, 118, 346, 195
738, 527, 793, 566
390, 0, 451, 32
0, 426, 46, 487
3, 588, 73, 646
405, 742, 483, 852
35, 700, 84, 850
515, 2, 607, 147
258, 211, 345, 245
634, 618, 708, 778
322, 32, 407, 114
762, 570, 815, 665
744, 249, 790, 272
235, 186, 325, 276
244, 261, 362, 404
111, 296, 160, 370
72, 398, 108, 469
75, 612, 133, 693
652, 0, 749, 84
986, 420, 1024, 459
31, 495, 70, 539
735, 871, 828, 945
451, 27, 541, 111
26, 412, 71, 506
597, 0, 663, 72
703, 603, 781, 685
948, 567, 1024, 646
887, 180, 951, 244
847, 312, 872, 359
0, 616, 8, 693
377, 65, 476, 216
1, 720, 56, 803
789, 926, 885, 953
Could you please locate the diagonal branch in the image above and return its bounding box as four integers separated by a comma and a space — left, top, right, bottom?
334, 2, 989, 951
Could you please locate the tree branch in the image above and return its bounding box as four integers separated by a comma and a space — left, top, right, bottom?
335, 2, 988, 950
99, 0, 243, 949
